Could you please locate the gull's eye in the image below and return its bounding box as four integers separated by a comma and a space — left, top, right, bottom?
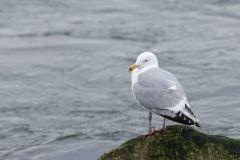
144, 59, 148, 62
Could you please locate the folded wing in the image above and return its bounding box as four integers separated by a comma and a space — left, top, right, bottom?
132, 68, 200, 127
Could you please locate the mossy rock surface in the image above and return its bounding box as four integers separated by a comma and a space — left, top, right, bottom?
98, 125, 240, 160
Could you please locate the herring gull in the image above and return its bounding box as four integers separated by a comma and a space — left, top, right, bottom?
129, 52, 200, 134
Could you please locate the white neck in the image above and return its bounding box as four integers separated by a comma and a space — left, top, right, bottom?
131, 65, 158, 86
138, 65, 158, 75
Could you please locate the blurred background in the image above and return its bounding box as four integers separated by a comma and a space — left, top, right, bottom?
1, 0, 240, 159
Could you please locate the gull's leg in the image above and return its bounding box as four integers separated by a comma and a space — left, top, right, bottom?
162, 117, 166, 131
148, 112, 152, 134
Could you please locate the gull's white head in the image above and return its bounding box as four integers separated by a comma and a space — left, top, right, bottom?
129, 52, 158, 72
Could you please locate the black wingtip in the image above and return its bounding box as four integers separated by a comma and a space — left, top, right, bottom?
195, 122, 201, 127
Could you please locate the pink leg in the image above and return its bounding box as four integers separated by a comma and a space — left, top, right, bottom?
148, 112, 152, 134
162, 117, 166, 131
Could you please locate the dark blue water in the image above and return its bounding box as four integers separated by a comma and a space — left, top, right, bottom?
1, 0, 240, 159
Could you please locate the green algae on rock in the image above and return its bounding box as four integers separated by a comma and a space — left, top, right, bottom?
98, 125, 240, 160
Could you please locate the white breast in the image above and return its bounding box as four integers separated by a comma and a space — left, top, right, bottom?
131, 69, 139, 86
131, 69, 140, 103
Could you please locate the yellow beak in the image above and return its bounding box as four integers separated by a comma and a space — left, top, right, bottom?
128, 64, 139, 72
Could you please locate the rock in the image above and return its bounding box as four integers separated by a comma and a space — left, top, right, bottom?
98, 125, 240, 160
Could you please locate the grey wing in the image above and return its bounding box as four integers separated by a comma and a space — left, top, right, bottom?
134, 68, 185, 109
133, 68, 200, 126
